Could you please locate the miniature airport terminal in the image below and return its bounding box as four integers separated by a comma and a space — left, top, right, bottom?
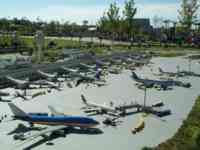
0, 49, 200, 150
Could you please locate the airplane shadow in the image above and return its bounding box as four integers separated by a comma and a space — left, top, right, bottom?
123, 110, 142, 116
7, 124, 46, 135
0, 99, 11, 103
86, 110, 140, 118
67, 127, 103, 135
15, 126, 103, 150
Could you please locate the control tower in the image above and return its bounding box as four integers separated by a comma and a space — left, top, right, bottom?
34, 30, 44, 63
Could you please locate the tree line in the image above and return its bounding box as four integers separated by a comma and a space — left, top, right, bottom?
0, 17, 91, 37
0, 0, 199, 47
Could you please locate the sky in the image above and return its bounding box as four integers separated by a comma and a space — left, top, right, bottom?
0, 0, 180, 24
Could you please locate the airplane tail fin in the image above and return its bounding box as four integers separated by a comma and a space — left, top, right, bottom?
132, 72, 139, 80
95, 70, 101, 80
48, 106, 63, 116
5, 76, 14, 82
81, 94, 87, 104
8, 103, 29, 117
159, 67, 163, 73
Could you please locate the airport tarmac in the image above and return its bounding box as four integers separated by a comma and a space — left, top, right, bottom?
0, 56, 200, 150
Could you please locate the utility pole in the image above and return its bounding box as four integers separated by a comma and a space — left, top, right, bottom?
188, 59, 192, 73
177, 65, 180, 73
144, 87, 147, 108
34, 30, 44, 64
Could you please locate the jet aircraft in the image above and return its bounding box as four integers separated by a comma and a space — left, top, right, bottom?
81, 95, 121, 117
8, 103, 99, 141
36, 70, 59, 82
131, 72, 191, 90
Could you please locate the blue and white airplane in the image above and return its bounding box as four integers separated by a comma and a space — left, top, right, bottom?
132, 72, 191, 90
8, 103, 99, 140
8, 103, 99, 128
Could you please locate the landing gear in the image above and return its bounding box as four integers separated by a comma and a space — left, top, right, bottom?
29, 122, 34, 128
46, 141, 54, 146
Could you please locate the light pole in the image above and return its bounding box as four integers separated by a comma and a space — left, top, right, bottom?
144, 87, 147, 108
34, 30, 44, 63
188, 58, 192, 72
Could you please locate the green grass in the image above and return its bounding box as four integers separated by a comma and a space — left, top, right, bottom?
156, 51, 186, 57
143, 96, 200, 150
19, 36, 200, 62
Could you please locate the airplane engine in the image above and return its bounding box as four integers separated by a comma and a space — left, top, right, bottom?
52, 130, 66, 138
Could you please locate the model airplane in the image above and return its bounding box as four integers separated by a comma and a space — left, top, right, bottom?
6, 76, 61, 91
159, 67, 200, 78
132, 72, 191, 90
158, 67, 183, 77
61, 66, 105, 87
8, 103, 99, 141
0, 91, 11, 102
60, 66, 80, 77
179, 70, 200, 77
81, 95, 120, 117
78, 63, 96, 73
36, 70, 59, 82
6, 76, 30, 89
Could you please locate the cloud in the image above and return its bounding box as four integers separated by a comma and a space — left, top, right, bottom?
18, 5, 108, 24
0, 2, 180, 25
136, 3, 180, 20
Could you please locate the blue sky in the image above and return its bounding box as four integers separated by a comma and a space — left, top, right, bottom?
0, 0, 180, 24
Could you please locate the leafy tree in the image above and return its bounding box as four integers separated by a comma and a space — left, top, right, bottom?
98, 2, 120, 44
178, 0, 200, 32
123, 0, 137, 45
97, 12, 110, 33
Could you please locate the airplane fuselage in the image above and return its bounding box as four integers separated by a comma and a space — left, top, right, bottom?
15, 115, 99, 128
37, 70, 57, 82
86, 102, 116, 113
132, 72, 191, 88
6, 76, 29, 89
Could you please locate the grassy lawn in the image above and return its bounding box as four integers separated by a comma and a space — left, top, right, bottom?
20, 36, 200, 59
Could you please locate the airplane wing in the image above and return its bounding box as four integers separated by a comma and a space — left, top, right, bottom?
37, 70, 57, 79
83, 108, 102, 113
106, 111, 121, 117
20, 125, 66, 141
6, 76, 28, 85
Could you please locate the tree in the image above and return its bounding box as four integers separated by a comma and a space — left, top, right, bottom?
178, 0, 200, 32
107, 2, 121, 43
97, 12, 110, 33
123, 0, 137, 45
98, 2, 120, 45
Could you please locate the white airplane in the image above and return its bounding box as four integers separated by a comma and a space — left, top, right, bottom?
36, 70, 58, 82
0, 91, 11, 102
79, 63, 96, 69
61, 67, 105, 87
61, 66, 80, 76
0, 91, 10, 97
6, 75, 61, 91
79, 63, 96, 73
6, 76, 30, 89
38, 80, 62, 91
81, 95, 120, 117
